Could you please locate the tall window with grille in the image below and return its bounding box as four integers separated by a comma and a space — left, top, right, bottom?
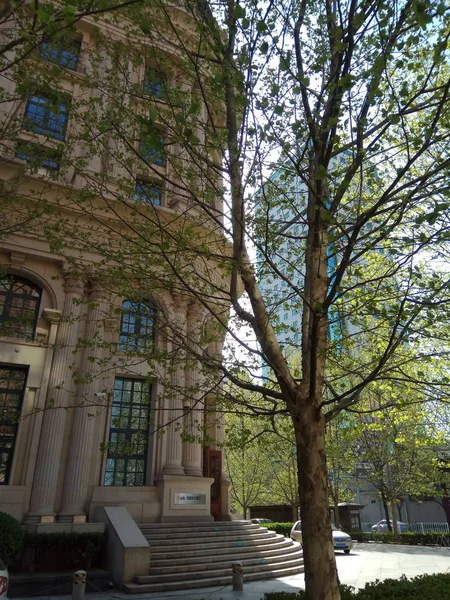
0, 367, 27, 484
119, 300, 156, 352
0, 276, 41, 340
104, 378, 152, 486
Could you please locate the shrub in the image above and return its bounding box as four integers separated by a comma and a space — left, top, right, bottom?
261, 573, 450, 599
14, 532, 104, 572
351, 531, 450, 546
0, 512, 25, 566
264, 522, 295, 537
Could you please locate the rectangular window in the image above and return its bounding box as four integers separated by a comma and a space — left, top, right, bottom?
143, 68, 166, 98
134, 180, 162, 205
0, 367, 27, 485
15, 141, 61, 171
284, 313, 288, 320
119, 301, 156, 352
39, 37, 82, 71
22, 92, 70, 141
139, 129, 165, 166
293, 320, 297, 328
104, 378, 152, 487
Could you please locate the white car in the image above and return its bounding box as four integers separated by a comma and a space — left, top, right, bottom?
290, 521, 353, 554
0, 558, 8, 599
371, 519, 408, 532
251, 518, 273, 526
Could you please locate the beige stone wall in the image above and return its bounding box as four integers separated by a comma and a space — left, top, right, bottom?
0, 6, 228, 525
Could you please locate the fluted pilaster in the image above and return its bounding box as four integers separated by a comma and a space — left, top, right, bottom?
163, 294, 188, 475
58, 282, 108, 520
182, 300, 205, 476
27, 275, 84, 521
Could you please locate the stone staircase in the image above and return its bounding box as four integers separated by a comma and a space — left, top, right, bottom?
123, 520, 304, 594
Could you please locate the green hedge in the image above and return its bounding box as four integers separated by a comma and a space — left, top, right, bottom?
0, 512, 25, 566
351, 531, 450, 546
260, 524, 449, 546
263, 573, 450, 599
263, 522, 294, 536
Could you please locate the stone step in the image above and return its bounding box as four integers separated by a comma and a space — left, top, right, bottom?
137, 555, 304, 584
140, 526, 264, 539
150, 541, 299, 566
139, 520, 254, 529
142, 530, 276, 544
124, 564, 305, 594
147, 548, 304, 576
145, 533, 283, 552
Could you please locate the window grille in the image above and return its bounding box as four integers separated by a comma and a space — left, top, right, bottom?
104, 378, 152, 487
23, 92, 70, 141
0, 367, 27, 484
119, 300, 156, 352
0, 276, 41, 339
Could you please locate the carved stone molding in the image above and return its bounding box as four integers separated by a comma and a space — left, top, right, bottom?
10, 252, 26, 269
62, 274, 85, 295
42, 308, 63, 324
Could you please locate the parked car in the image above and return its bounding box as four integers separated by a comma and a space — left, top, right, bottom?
0, 558, 8, 599
251, 518, 273, 526
290, 521, 353, 554
371, 519, 408, 532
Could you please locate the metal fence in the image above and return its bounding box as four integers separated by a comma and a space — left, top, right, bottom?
361, 522, 449, 533
409, 522, 449, 533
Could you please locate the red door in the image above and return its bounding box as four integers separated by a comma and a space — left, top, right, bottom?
204, 447, 222, 519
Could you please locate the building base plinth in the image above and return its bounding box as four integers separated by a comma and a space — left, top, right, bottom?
155, 475, 214, 522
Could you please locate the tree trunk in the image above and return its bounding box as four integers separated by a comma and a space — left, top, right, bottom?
295, 406, 340, 600
390, 499, 399, 537
441, 484, 450, 529
334, 504, 340, 529
381, 492, 392, 531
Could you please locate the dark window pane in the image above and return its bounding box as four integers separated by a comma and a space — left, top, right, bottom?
15, 141, 61, 171
0, 367, 27, 485
104, 378, 151, 487
134, 180, 162, 205
143, 68, 165, 98
118, 300, 156, 353
0, 275, 41, 340
40, 37, 81, 71
139, 129, 165, 166
23, 93, 69, 141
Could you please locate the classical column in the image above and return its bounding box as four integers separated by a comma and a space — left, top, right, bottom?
27, 275, 84, 522
182, 300, 205, 477
162, 295, 188, 476
58, 282, 108, 521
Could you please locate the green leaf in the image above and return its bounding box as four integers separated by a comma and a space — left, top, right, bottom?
256, 20, 268, 34
233, 4, 246, 19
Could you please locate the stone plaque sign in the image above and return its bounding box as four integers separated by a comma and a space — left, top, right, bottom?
174, 492, 206, 505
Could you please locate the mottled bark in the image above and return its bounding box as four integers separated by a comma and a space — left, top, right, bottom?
295, 404, 340, 600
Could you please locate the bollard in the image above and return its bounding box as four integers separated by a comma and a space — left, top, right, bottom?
232, 560, 243, 591
72, 570, 86, 600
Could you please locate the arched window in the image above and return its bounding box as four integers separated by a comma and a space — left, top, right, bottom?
119, 300, 156, 352
0, 366, 27, 484
0, 276, 42, 340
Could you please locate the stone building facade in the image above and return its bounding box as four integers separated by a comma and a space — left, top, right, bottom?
0, 4, 230, 525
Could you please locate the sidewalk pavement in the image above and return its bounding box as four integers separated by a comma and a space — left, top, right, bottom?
11, 543, 450, 600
